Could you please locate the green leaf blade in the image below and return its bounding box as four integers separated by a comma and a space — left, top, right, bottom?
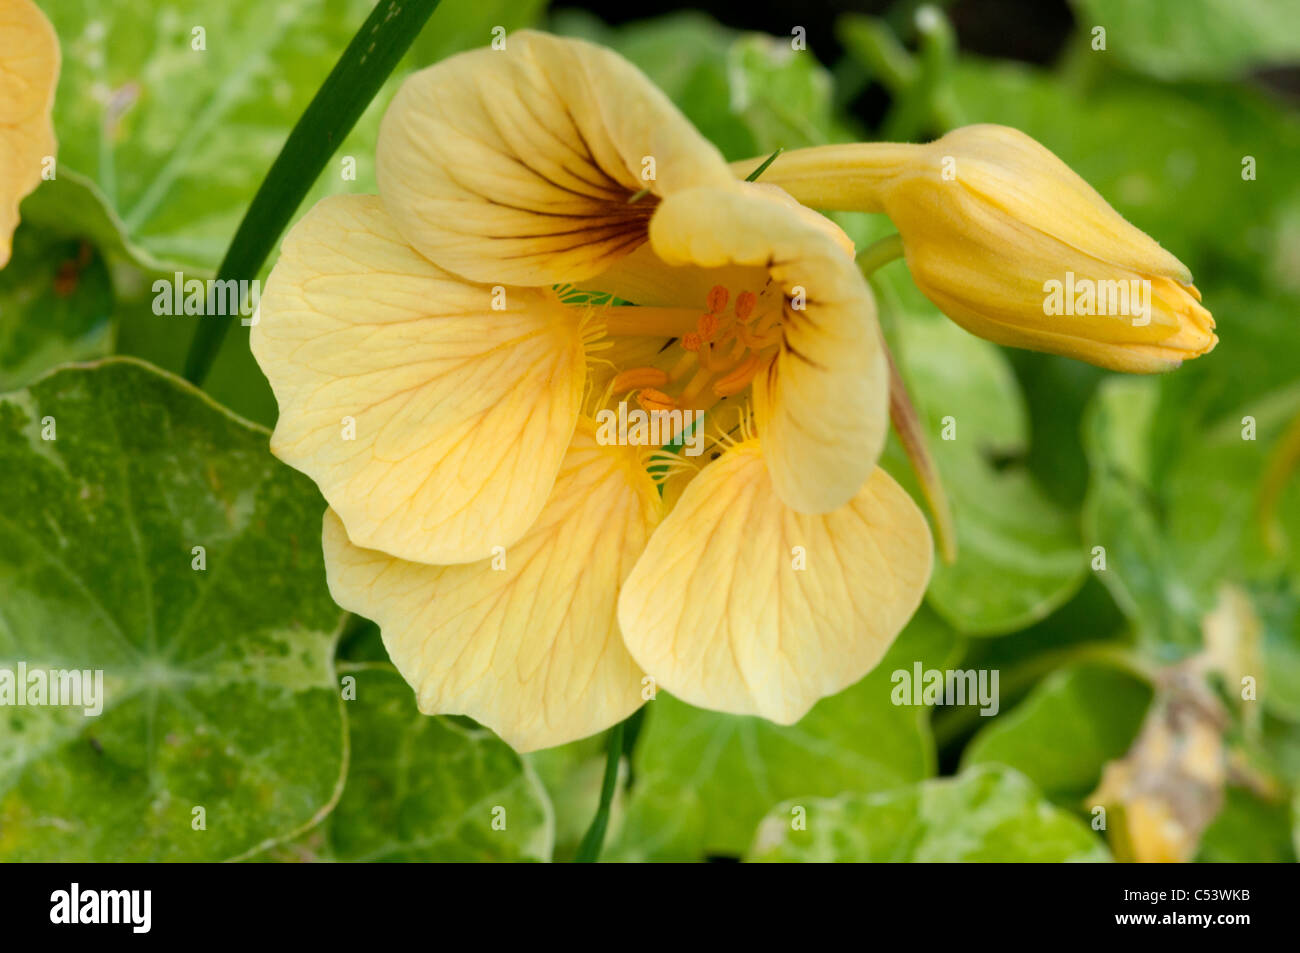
0, 358, 346, 861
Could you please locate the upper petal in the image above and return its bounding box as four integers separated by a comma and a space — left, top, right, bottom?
618, 441, 933, 723
251, 194, 584, 565
322, 421, 662, 752
0, 0, 59, 268
376, 29, 733, 286
648, 185, 889, 513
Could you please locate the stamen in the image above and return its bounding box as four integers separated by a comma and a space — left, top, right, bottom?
636, 388, 678, 412
599, 283, 784, 446
707, 285, 730, 314
712, 354, 763, 397
600, 306, 702, 338
612, 367, 670, 393
735, 291, 757, 322
748, 326, 783, 350
680, 366, 715, 405
698, 340, 716, 371
668, 349, 699, 382
698, 312, 719, 341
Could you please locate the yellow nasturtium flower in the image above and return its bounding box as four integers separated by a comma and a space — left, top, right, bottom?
251, 31, 933, 751
0, 0, 59, 268
749, 124, 1216, 372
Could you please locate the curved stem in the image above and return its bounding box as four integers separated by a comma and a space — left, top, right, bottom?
885, 340, 958, 564
574, 718, 627, 863
860, 235, 956, 562
856, 232, 905, 276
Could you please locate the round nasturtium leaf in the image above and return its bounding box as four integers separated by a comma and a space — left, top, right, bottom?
0, 358, 346, 861
962, 664, 1153, 802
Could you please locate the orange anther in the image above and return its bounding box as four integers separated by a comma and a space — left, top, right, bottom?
698, 312, 718, 340
681, 332, 702, 352
711, 353, 763, 397
734, 290, 757, 322
707, 285, 729, 313
612, 366, 670, 393
636, 388, 678, 412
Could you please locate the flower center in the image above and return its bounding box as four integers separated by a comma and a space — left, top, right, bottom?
609, 283, 783, 424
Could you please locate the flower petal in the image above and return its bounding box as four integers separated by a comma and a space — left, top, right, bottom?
618, 441, 932, 723
926, 125, 1193, 283
376, 30, 732, 286
585, 183, 856, 307
648, 185, 889, 513
889, 182, 1217, 371
0, 0, 59, 268
322, 421, 662, 752
251, 194, 584, 565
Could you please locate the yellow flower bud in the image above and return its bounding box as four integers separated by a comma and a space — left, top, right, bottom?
750, 125, 1217, 373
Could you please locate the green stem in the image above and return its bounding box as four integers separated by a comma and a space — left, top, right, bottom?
182, 0, 442, 386
856, 232, 905, 276
574, 717, 627, 863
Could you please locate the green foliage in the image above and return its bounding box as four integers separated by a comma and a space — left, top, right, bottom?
0, 224, 113, 390
747, 765, 1111, 862
46, 0, 383, 272
552, 11, 855, 160
0, 359, 345, 860
1071, 0, 1300, 79
38, 0, 549, 427
877, 270, 1088, 634
286, 666, 552, 862
963, 664, 1152, 802
1197, 787, 1297, 863
604, 609, 960, 861
5, 0, 1297, 863
41, 0, 546, 276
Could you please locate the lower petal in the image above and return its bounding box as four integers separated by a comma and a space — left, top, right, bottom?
618, 441, 933, 723
322, 421, 663, 752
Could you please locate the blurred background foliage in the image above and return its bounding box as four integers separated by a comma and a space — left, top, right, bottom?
2, 0, 1298, 861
